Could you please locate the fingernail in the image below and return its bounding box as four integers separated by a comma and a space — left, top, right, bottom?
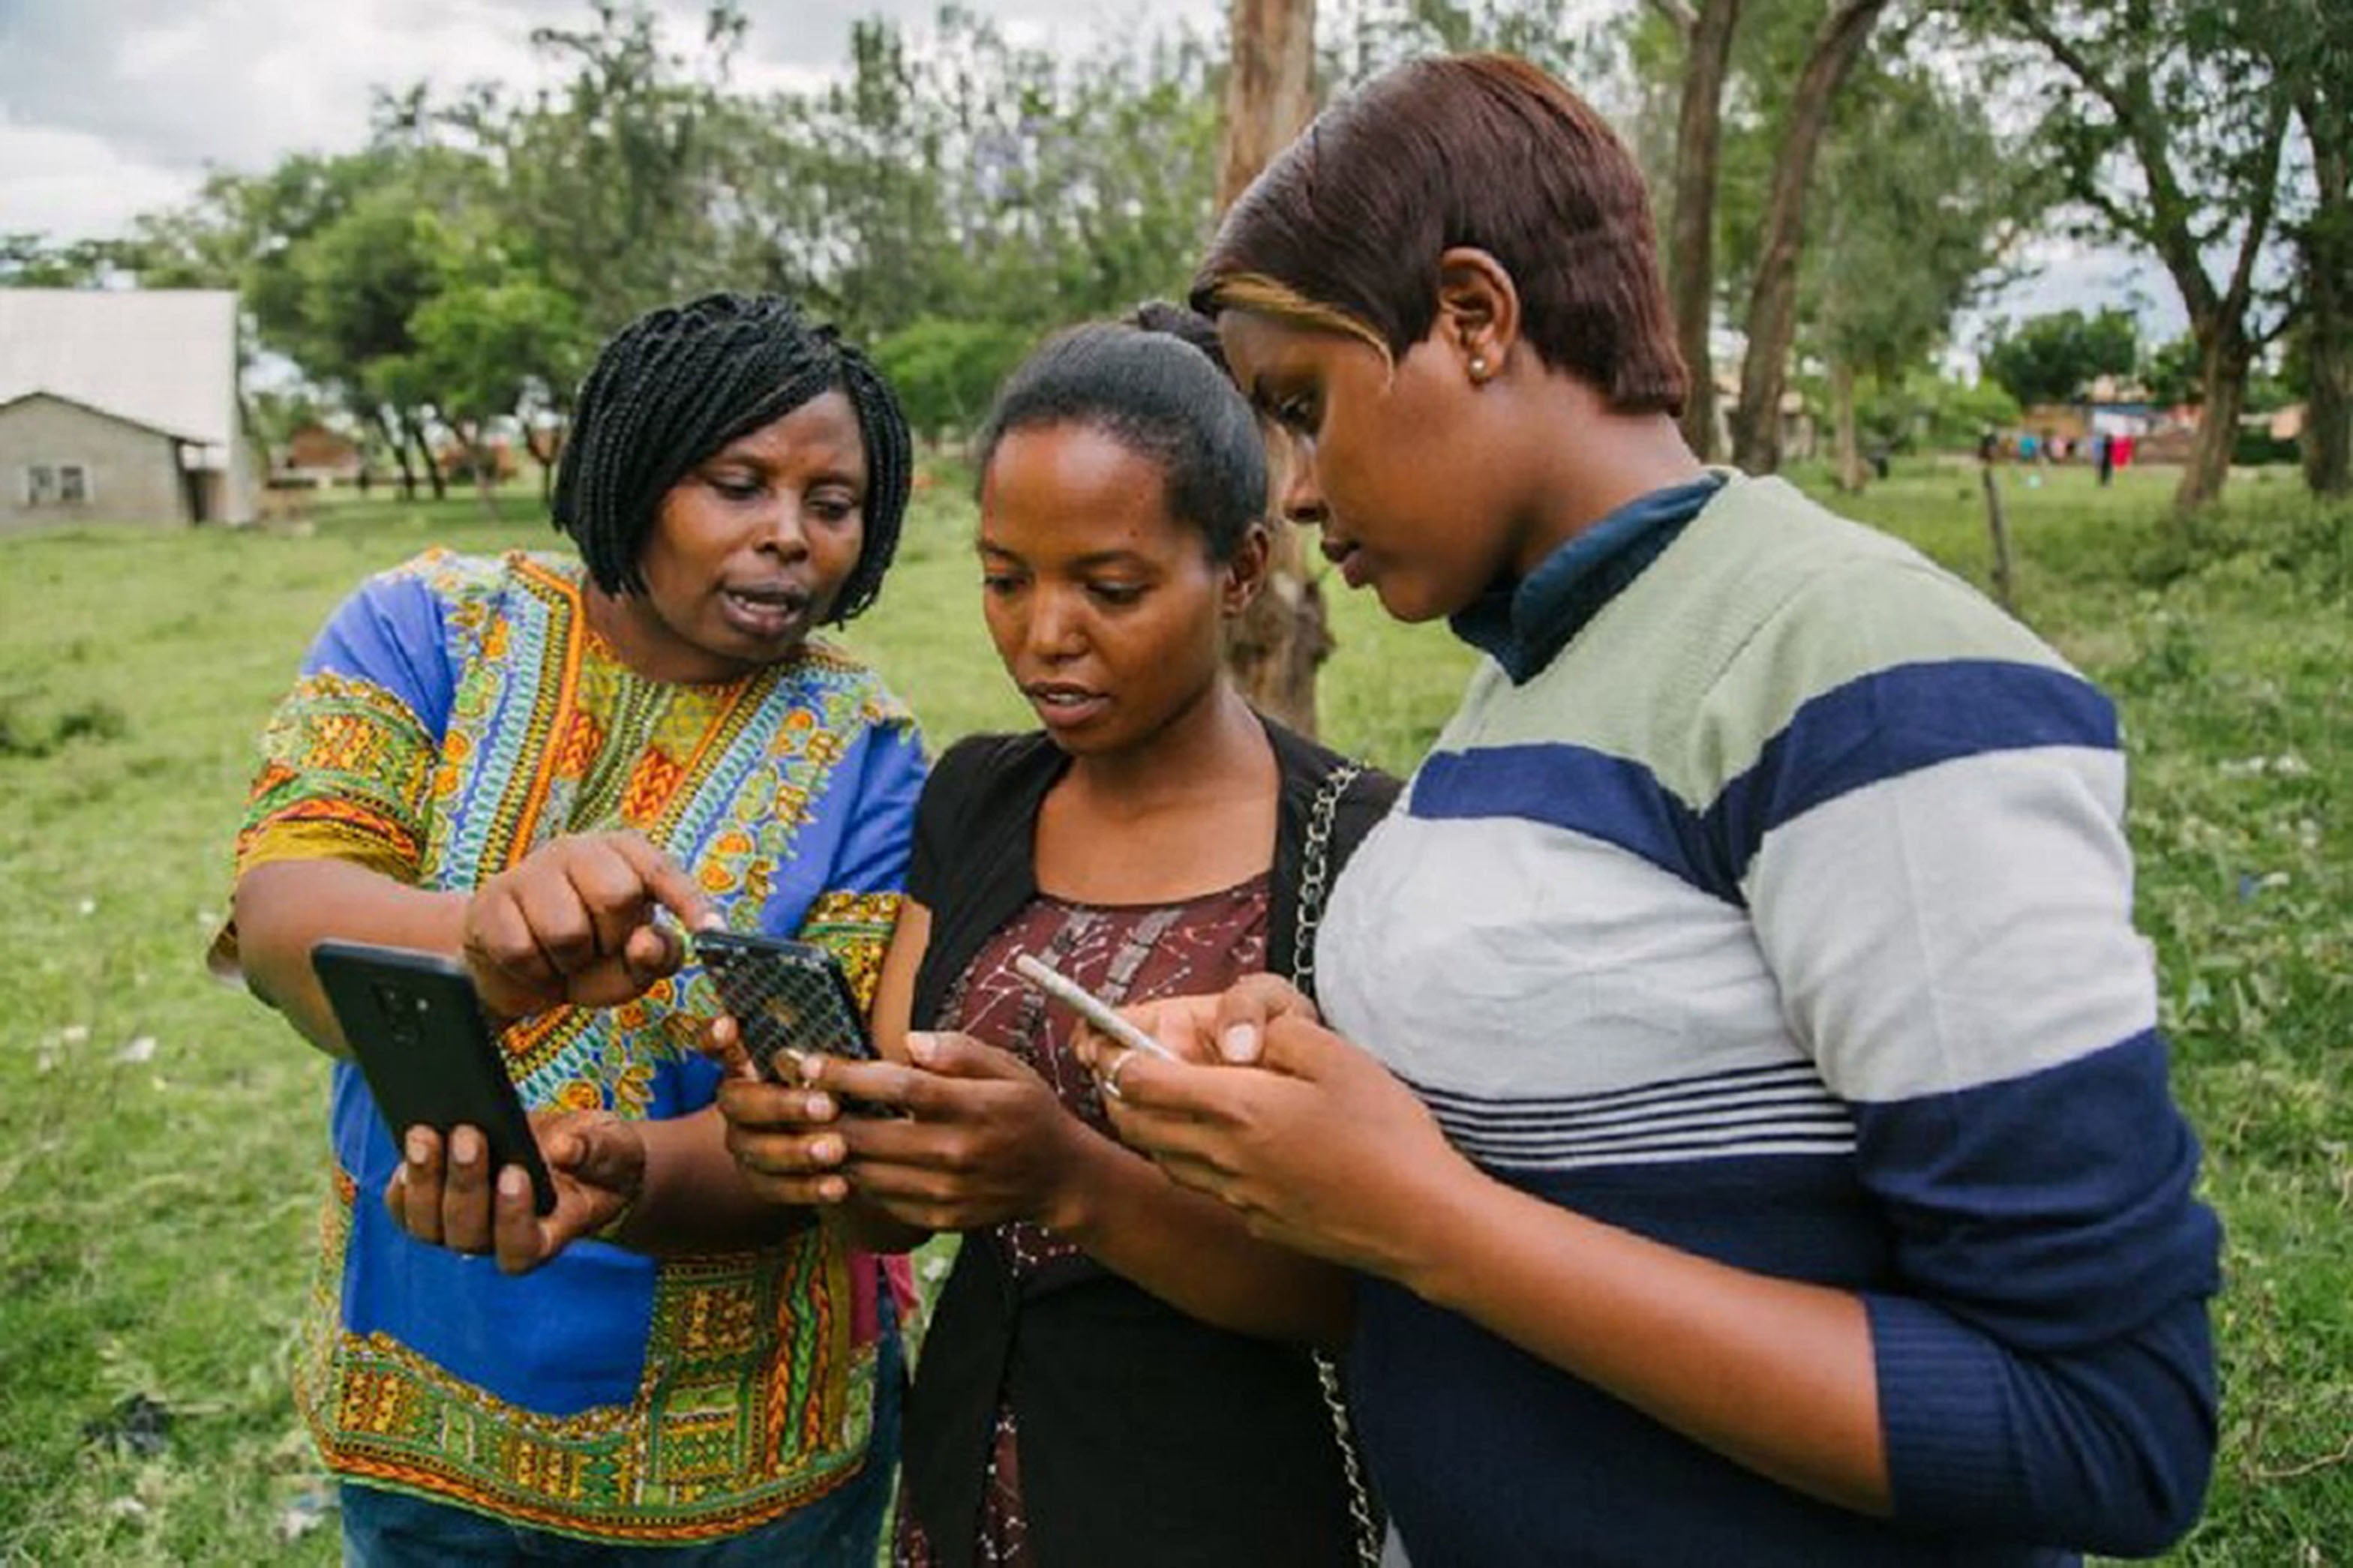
1222, 1023, 1259, 1063
806, 1093, 834, 1120
452, 1128, 479, 1164
813, 1136, 844, 1164
406, 1131, 428, 1165
907, 1032, 936, 1065
820, 1176, 848, 1203
498, 1167, 525, 1198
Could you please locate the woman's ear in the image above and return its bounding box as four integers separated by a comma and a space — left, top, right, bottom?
1223, 521, 1273, 615
1434, 247, 1523, 386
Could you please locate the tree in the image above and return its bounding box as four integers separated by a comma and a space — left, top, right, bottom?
1981, 307, 2141, 409
1979, 0, 2295, 512
874, 317, 1034, 446
2257, 0, 2351, 493
1802, 61, 2027, 487
0, 233, 120, 286
1724, 0, 1895, 473
1646, 0, 1745, 458
1218, 0, 1331, 738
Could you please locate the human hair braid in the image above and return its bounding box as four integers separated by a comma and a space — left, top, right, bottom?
551, 293, 914, 625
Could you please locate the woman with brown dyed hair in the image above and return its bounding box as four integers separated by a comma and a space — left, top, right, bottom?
1088, 53, 2220, 1567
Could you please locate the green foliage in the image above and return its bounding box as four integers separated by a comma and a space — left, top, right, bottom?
1981, 307, 2141, 407
873, 318, 1036, 446
1848, 369, 2020, 451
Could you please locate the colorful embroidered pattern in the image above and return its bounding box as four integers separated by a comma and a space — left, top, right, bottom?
296, 1202, 876, 1540
236, 672, 435, 879
239, 550, 919, 1540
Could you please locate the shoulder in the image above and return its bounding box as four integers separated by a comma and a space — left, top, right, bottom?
1676, 476, 2064, 680
1262, 718, 1403, 861
770, 638, 925, 739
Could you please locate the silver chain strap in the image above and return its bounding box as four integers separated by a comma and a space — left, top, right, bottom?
1292, 760, 1382, 1568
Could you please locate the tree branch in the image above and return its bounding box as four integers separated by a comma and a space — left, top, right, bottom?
2223, 97, 2294, 317
1999, 0, 2135, 125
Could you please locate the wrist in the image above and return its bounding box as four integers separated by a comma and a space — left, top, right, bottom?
1380, 1148, 1499, 1307
1039, 1120, 1117, 1237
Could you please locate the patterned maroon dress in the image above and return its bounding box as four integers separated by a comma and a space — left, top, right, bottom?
893, 877, 1271, 1567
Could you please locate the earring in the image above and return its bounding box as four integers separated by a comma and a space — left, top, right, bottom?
1469, 355, 1490, 382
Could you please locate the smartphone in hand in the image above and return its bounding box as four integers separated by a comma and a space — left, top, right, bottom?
695, 931, 876, 1084
310, 940, 557, 1215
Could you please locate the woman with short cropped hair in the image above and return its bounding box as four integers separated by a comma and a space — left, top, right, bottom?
1090, 54, 2221, 1567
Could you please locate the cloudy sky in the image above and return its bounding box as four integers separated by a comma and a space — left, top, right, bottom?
0, 0, 1217, 241
0, 0, 2178, 343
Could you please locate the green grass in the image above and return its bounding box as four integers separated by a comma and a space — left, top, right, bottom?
0, 459, 2343, 1562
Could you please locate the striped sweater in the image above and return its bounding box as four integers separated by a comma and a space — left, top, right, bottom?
1319, 475, 2220, 1566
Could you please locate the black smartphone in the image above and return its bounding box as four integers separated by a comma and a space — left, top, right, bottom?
695, 931, 875, 1084
310, 940, 558, 1216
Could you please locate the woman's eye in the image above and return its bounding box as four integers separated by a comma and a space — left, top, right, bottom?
1273, 394, 1319, 434
980, 572, 1025, 596
1088, 581, 1146, 607
707, 472, 762, 500
809, 494, 860, 524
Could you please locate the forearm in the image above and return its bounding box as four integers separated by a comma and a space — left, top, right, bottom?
620, 1106, 812, 1255
1058, 1129, 1352, 1345
232, 859, 470, 1057
1396, 1156, 1888, 1516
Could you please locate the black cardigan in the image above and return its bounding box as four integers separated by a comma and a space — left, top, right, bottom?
899, 720, 1399, 1568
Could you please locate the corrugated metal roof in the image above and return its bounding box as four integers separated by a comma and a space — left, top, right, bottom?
0, 289, 239, 450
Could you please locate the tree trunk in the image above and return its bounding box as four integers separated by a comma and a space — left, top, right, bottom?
1218, 0, 1333, 736
463, 421, 502, 521
1217, 0, 1317, 211
525, 413, 567, 506
1228, 526, 1332, 734
402, 410, 447, 502
1728, 0, 1890, 474
2175, 325, 2249, 515
2300, 106, 2351, 496
374, 408, 419, 501
1667, 0, 1742, 460
1829, 358, 1865, 491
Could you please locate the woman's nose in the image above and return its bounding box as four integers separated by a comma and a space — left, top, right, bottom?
1274, 436, 1327, 527
758, 500, 811, 558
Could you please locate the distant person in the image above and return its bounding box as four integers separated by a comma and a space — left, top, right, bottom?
712, 321, 1398, 1567
2096, 431, 2116, 486
1977, 427, 1999, 465
216, 293, 924, 1564
1089, 52, 2220, 1566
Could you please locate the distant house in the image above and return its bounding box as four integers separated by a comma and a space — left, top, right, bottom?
0, 289, 254, 530
278, 421, 365, 487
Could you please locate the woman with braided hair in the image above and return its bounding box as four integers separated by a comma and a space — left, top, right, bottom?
217, 293, 925, 1563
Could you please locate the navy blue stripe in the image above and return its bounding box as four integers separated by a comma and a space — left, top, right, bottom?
1412, 1060, 1822, 1115
1410, 744, 1737, 903
1457, 1126, 1858, 1168
1427, 1085, 1844, 1132
1706, 658, 2117, 886
1455, 1103, 1856, 1144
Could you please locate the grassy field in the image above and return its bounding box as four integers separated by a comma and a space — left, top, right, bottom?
0, 459, 2344, 1564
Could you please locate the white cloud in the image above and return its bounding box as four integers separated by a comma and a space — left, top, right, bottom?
0, 0, 1217, 243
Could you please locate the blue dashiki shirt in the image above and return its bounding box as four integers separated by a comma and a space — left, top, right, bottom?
221, 547, 924, 1542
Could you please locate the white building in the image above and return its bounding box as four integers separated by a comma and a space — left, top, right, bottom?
0, 288, 254, 530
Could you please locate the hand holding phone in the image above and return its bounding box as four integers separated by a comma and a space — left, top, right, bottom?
311, 940, 558, 1215
1011, 953, 1179, 1062
696, 931, 875, 1084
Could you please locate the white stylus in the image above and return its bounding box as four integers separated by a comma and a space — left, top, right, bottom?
1011, 953, 1180, 1061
